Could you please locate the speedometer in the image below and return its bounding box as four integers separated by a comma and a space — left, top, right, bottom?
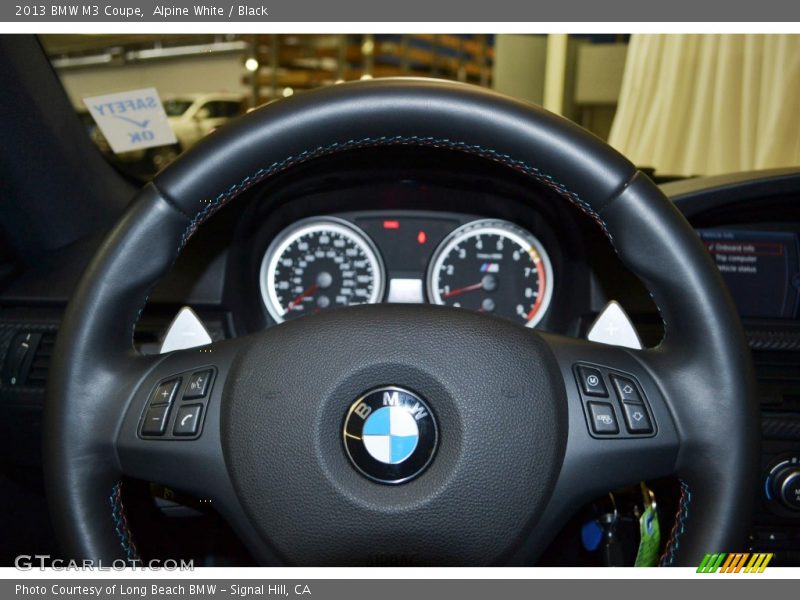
260, 217, 385, 323
426, 219, 554, 327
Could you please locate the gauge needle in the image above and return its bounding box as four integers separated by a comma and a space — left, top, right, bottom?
442, 282, 484, 299
287, 283, 320, 310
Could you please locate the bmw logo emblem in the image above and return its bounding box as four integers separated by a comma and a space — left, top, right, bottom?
343, 386, 438, 484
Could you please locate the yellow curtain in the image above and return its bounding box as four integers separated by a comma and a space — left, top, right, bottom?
608, 34, 800, 177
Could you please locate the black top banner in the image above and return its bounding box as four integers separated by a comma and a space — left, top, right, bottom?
4, 0, 800, 22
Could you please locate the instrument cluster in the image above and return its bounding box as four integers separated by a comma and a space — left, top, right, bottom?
258, 212, 555, 328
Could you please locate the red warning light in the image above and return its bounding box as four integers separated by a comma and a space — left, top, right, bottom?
417, 230, 427, 244
383, 220, 400, 230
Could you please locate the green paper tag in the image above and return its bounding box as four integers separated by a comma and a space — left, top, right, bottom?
635, 503, 661, 567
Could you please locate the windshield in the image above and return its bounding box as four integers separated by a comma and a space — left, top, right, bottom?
40, 33, 800, 183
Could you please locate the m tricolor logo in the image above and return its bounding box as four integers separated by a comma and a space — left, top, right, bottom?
697, 553, 773, 573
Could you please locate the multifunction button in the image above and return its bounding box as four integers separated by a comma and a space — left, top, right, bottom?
140, 377, 181, 437
184, 370, 212, 399
173, 405, 203, 436
139, 368, 215, 439
587, 402, 619, 435
141, 404, 171, 436
577, 366, 608, 397
150, 378, 180, 406
573, 364, 656, 438
610, 375, 642, 404
619, 401, 653, 434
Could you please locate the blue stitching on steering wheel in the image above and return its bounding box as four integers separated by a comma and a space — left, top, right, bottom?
109, 482, 140, 565
660, 480, 691, 566
172, 135, 613, 250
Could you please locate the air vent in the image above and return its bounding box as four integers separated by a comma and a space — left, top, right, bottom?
1, 330, 56, 388
748, 329, 800, 352
25, 332, 55, 386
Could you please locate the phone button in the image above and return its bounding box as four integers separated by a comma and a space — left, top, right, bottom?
173, 404, 203, 436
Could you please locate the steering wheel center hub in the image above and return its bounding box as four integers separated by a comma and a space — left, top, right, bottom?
221, 304, 567, 565
343, 386, 438, 483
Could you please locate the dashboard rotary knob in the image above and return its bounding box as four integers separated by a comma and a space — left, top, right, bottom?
776, 469, 800, 511
766, 457, 800, 511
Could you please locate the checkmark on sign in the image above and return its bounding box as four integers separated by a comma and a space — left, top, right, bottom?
112, 114, 151, 129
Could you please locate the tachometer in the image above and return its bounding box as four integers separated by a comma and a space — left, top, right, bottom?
260, 217, 385, 323
426, 219, 554, 327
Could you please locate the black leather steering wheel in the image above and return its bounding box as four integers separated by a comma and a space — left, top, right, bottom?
44, 79, 759, 566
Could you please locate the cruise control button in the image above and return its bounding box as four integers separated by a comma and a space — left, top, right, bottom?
587, 402, 619, 434
141, 404, 171, 436
620, 402, 653, 434
610, 375, 643, 403
184, 370, 212, 400
173, 404, 203, 436
577, 366, 608, 397
150, 378, 180, 406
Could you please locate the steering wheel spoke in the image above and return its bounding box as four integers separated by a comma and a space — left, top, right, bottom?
116, 340, 239, 519
543, 332, 679, 466
510, 333, 681, 563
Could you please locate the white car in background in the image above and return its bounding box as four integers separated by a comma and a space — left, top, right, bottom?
163, 92, 244, 152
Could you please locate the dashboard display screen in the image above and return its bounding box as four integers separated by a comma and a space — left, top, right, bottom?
697, 229, 800, 319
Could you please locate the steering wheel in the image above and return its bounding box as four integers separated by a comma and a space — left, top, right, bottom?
44, 79, 758, 566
